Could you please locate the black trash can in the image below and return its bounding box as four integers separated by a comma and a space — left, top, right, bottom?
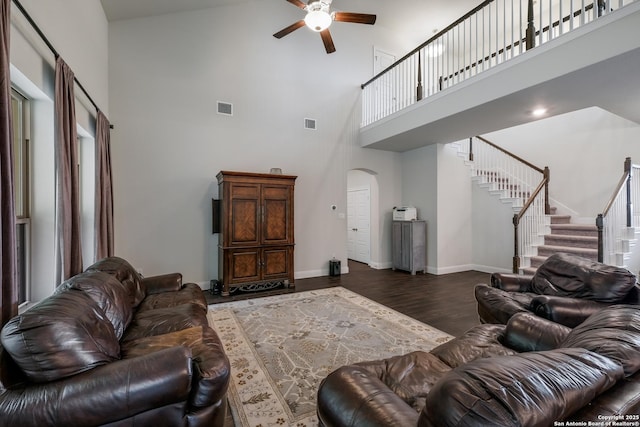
329, 259, 341, 276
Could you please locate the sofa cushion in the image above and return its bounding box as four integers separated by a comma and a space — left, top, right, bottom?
431, 324, 517, 368
56, 271, 133, 339
531, 253, 636, 302
0, 290, 120, 383
137, 282, 207, 313
86, 256, 146, 307
356, 351, 452, 412
122, 303, 208, 343
561, 305, 640, 376
419, 348, 624, 427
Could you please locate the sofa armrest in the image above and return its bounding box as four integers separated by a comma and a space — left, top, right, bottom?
531, 295, 611, 328
0, 346, 192, 426
503, 312, 572, 352
317, 365, 419, 427
142, 272, 183, 294
490, 273, 534, 292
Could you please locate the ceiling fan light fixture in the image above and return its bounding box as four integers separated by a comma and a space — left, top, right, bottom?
304, 9, 332, 32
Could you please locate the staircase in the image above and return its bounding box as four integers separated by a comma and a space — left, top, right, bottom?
451, 138, 602, 274
523, 211, 598, 275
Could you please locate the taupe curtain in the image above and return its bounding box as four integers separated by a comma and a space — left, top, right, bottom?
0, 0, 17, 326
94, 110, 113, 260
54, 57, 82, 283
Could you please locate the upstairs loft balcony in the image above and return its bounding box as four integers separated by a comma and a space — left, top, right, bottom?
360, 0, 640, 152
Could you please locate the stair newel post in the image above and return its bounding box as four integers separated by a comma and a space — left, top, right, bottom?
625, 157, 632, 227
469, 137, 474, 162
526, 0, 536, 50
513, 213, 520, 273
416, 50, 423, 102
543, 166, 550, 215
596, 214, 604, 262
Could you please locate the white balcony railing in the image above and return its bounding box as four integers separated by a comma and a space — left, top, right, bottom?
361, 0, 637, 127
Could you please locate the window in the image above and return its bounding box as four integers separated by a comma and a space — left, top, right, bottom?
11, 88, 30, 306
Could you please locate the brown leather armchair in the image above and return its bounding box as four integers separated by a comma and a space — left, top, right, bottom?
475, 252, 638, 327
0, 257, 230, 427
317, 305, 640, 426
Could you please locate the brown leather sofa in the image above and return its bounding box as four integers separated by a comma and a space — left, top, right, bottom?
0, 256, 230, 427
475, 252, 638, 327
317, 304, 640, 426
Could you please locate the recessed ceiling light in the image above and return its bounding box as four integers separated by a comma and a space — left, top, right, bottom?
532, 108, 547, 117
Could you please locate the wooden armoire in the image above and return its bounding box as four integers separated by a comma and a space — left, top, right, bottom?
216, 171, 296, 296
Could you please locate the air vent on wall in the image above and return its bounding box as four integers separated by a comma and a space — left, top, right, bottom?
217, 101, 233, 116
304, 118, 317, 130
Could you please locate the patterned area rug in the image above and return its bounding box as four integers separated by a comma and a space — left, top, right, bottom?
207, 287, 452, 427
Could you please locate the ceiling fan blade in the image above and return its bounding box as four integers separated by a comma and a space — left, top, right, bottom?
333, 12, 377, 25
320, 29, 336, 54
273, 20, 306, 39
286, 0, 307, 9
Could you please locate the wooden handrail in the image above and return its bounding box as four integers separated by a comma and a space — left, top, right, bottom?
475, 136, 544, 174
600, 157, 632, 218
512, 167, 550, 273
469, 136, 550, 273
514, 170, 549, 223
361, 0, 494, 89
597, 157, 633, 262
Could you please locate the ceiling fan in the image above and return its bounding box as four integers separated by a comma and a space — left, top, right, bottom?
273, 0, 377, 54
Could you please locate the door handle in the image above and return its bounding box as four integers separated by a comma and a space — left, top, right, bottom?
352, 228, 358, 231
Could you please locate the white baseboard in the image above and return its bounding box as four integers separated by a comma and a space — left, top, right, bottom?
369, 261, 392, 269
295, 266, 350, 280
426, 263, 510, 275
469, 264, 511, 274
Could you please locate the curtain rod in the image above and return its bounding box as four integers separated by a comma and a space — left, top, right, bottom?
11, 0, 114, 129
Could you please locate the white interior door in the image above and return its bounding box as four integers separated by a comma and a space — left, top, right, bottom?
347, 189, 371, 264
373, 48, 397, 118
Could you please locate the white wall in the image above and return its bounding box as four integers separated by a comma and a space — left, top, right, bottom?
399, 143, 475, 274
436, 144, 473, 274
400, 144, 438, 270
486, 107, 640, 220
108, 2, 404, 284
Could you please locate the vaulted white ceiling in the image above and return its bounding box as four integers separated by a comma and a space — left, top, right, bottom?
99, 0, 480, 46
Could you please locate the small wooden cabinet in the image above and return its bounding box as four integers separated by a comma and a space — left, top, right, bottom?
217, 171, 296, 296
392, 220, 426, 275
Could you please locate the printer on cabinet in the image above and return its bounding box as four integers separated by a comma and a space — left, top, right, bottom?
392, 206, 417, 221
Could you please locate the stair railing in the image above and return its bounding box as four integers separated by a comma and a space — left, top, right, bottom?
596, 157, 640, 265
361, 0, 635, 127
463, 136, 550, 273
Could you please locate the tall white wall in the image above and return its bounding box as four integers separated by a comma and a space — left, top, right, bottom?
108, 3, 403, 283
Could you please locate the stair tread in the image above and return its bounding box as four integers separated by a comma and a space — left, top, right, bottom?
538, 245, 598, 254
545, 234, 598, 242
550, 223, 597, 230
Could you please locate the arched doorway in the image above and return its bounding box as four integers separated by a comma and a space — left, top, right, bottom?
347, 169, 379, 267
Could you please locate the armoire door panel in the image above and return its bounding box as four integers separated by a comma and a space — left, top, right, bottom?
230, 199, 258, 244
263, 247, 289, 278
229, 249, 260, 283
263, 199, 288, 242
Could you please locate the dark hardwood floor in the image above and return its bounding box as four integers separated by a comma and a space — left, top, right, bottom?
207, 260, 491, 337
